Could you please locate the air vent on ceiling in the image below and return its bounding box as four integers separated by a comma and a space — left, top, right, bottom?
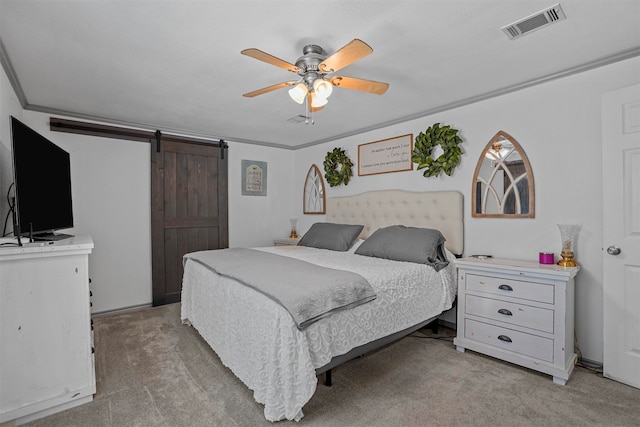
502, 3, 566, 40
287, 115, 308, 123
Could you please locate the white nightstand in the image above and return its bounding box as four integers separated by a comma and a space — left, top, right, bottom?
273, 237, 300, 246
453, 257, 579, 385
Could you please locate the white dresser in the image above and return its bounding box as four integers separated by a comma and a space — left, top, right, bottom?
0, 236, 95, 424
453, 257, 579, 385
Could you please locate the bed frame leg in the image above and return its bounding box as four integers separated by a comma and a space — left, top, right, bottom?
324, 369, 332, 387
428, 319, 439, 334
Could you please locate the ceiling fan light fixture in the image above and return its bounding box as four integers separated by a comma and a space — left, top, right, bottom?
313, 78, 333, 99
310, 95, 328, 108
288, 83, 308, 104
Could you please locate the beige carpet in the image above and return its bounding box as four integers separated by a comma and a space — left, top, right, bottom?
25, 303, 640, 427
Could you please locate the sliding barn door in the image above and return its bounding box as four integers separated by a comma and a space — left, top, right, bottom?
151, 137, 228, 306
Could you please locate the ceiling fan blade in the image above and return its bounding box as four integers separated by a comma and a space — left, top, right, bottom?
329, 76, 389, 95
243, 81, 297, 98
307, 93, 324, 112
319, 39, 373, 73
241, 48, 300, 73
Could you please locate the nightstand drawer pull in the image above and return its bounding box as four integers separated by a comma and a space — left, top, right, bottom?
498, 308, 513, 316
498, 284, 513, 291
497, 335, 512, 343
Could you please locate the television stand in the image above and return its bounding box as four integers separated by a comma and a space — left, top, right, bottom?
31, 232, 74, 241
0, 236, 95, 424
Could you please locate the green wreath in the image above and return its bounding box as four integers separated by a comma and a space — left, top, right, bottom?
324, 147, 354, 187
411, 123, 463, 177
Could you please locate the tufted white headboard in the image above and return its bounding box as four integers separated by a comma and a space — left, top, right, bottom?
326, 190, 464, 255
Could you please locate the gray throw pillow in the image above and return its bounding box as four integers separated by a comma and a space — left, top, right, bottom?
355, 225, 449, 271
298, 222, 364, 252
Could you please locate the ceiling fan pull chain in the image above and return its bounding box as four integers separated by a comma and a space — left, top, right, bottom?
305, 98, 309, 124
311, 101, 315, 125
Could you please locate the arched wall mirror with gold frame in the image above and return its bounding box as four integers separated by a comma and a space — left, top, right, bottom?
471, 131, 535, 218
303, 164, 326, 214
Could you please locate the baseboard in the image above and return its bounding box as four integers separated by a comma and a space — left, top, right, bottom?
91, 303, 152, 318
578, 357, 603, 370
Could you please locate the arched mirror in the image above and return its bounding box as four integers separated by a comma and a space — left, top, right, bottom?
472, 131, 534, 218
303, 164, 326, 214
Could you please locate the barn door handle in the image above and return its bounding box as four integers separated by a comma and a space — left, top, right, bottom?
155, 130, 162, 153
220, 139, 227, 160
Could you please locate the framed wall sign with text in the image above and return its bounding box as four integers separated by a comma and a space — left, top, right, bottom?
241, 160, 267, 196
358, 134, 413, 176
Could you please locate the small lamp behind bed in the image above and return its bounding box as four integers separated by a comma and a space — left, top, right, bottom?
290, 218, 299, 239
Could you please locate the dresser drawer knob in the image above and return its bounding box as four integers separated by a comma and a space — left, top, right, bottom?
498, 284, 513, 291
497, 335, 512, 343
498, 308, 513, 316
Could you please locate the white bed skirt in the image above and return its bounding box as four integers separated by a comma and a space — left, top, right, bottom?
181, 245, 456, 421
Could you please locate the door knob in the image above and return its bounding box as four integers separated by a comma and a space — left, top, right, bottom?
607, 245, 621, 256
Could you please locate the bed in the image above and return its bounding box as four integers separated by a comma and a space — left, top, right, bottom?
180, 190, 463, 421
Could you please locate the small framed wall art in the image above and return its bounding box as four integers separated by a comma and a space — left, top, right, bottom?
241, 159, 267, 196
358, 134, 413, 176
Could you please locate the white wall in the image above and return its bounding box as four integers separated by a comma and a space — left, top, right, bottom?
228, 144, 296, 248
292, 56, 640, 364
15, 111, 152, 313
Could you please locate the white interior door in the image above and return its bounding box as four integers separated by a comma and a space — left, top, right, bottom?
602, 83, 640, 389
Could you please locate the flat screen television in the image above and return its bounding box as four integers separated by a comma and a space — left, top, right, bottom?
10, 116, 74, 241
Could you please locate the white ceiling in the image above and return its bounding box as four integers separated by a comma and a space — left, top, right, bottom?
1, 1, 639, 149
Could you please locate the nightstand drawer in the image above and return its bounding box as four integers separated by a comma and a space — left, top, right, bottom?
466, 274, 554, 304
465, 319, 554, 362
274, 238, 300, 246
465, 294, 554, 333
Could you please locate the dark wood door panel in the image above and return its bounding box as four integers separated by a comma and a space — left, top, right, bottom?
161, 226, 219, 304
164, 152, 220, 219
152, 138, 228, 306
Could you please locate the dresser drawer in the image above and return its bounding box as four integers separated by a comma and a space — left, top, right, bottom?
466, 274, 554, 304
465, 294, 554, 333
465, 319, 554, 362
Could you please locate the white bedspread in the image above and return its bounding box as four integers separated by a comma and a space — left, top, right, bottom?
180, 245, 457, 421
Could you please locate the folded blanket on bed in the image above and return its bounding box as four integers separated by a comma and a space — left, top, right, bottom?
184, 248, 376, 329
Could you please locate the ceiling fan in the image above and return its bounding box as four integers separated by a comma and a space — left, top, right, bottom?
241, 39, 389, 112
